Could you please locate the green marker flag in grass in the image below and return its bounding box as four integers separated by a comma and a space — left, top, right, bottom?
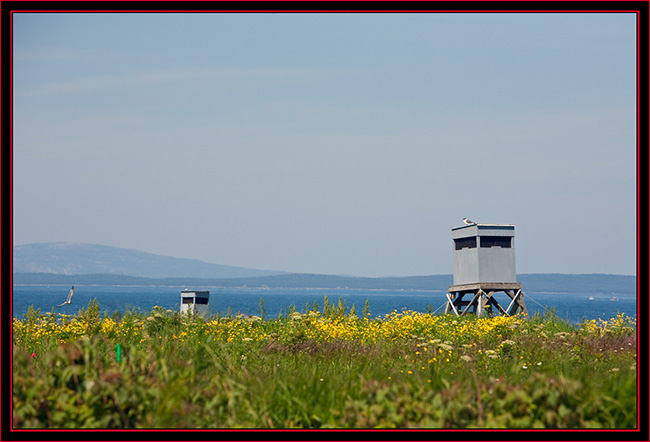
117, 344, 121, 362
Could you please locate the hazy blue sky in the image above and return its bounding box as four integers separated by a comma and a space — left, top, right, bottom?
12, 12, 637, 277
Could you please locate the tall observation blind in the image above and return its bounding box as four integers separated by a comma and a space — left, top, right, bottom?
451, 224, 516, 286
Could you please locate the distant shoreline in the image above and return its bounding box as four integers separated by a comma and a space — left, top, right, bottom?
12, 272, 637, 295
11, 282, 446, 293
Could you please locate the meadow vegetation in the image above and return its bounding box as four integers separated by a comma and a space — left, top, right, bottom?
12, 297, 637, 429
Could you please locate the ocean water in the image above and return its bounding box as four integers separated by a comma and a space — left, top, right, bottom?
11, 285, 637, 325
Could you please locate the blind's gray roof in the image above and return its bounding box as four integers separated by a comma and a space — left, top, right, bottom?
181, 290, 210, 297
452, 223, 515, 231
452, 224, 515, 239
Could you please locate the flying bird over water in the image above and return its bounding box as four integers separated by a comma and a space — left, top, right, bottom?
463, 218, 476, 225
56, 286, 74, 307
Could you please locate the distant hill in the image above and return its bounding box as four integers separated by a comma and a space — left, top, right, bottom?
12, 272, 636, 295
12, 242, 287, 279
11, 242, 636, 294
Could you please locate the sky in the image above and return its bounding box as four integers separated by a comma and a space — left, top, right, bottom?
11, 12, 638, 277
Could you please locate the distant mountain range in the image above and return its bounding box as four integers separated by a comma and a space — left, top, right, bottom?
12, 242, 637, 295
12, 242, 287, 279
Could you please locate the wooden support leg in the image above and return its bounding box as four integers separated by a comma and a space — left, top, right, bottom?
505, 290, 519, 316
444, 293, 454, 315
461, 291, 481, 316
476, 289, 486, 317
446, 293, 460, 317
515, 290, 529, 318
487, 291, 509, 316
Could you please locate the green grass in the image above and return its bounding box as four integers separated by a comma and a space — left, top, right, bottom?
12, 300, 637, 429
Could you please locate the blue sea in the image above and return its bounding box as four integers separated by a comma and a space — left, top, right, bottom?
11, 284, 637, 325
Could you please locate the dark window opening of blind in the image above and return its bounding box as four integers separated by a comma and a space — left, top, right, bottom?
195, 298, 209, 305
454, 237, 477, 250
182, 297, 194, 304
480, 236, 512, 248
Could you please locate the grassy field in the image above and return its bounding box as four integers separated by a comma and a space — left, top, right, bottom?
12, 298, 637, 429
